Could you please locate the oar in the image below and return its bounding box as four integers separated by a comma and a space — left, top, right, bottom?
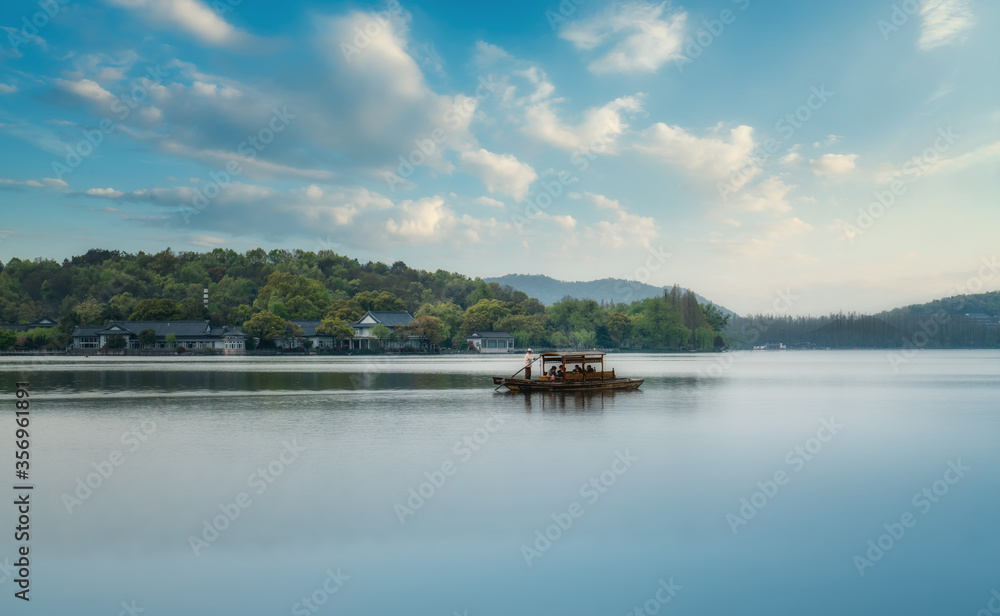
495, 357, 537, 391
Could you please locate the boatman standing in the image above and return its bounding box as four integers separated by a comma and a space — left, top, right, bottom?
524, 348, 534, 380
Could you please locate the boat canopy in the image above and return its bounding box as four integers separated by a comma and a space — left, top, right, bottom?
538, 352, 606, 366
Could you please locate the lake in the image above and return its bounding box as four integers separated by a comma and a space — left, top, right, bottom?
0, 350, 998, 615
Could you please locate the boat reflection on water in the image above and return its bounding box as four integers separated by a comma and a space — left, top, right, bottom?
519, 388, 641, 413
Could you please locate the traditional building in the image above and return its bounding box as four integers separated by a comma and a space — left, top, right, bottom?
1, 316, 58, 332
349, 311, 419, 350
274, 320, 344, 350
466, 331, 515, 353
71, 320, 247, 353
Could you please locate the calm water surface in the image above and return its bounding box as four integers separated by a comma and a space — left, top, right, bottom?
0, 351, 998, 615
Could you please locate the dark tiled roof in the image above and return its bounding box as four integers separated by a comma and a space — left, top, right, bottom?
353, 311, 415, 327
468, 331, 513, 338
210, 326, 247, 338
288, 321, 329, 337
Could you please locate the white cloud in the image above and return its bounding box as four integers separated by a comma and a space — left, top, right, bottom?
55, 78, 116, 105
0, 84, 17, 94
636, 123, 758, 183
313, 10, 480, 176
0, 177, 67, 190
580, 192, 659, 249
560, 1, 686, 74
106, 0, 246, 46
385, 196, 456, 241
291, 185, 393, 226
918, 0, 974, 50
763, 217, 813, 240
473, 40, 513, 67
524, 93, 645, 152
813, 134, 842, 147
809, 153, 857, 176
85, 187, 125, 197
459, 149, 538, 201
472, 196, 505, 208
737, 176, 795, 214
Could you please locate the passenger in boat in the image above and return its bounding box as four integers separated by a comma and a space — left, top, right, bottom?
572, 365, 583, 374
586, 365, 596, 373
556, 367, 565, 380
524, 349, 534, 379
547, 366, 557, 379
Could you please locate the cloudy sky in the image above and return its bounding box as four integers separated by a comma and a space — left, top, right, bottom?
0, 0, 997, 314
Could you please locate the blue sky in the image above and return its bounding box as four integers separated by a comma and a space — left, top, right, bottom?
0, 0, 997, 314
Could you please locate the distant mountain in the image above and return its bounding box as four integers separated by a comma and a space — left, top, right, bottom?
486, 274, 735, 316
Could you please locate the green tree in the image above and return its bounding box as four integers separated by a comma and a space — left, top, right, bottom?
399, 315, 445, 346
370, 323, 391, 347
74, 299, 105, 326
632, 297, 689, 349
605, 312, 633, 348
108, 292, 138, 320
702, 303, 730, 332
495, 314, 546, 345
253, 272, 331, 319
325, 299, 364, 322
460, 299, 512, 335
130, 298, 185, 321
165, 333, 177, 347
230, 304, 253, 326
549, 331, 570, 348
317, 318, 354, 341
571, 328, 597, 349
0, 329, 16, 350
138, 328, 157, 348
353, 290, 406, 312
107, 334, 126, 349
417, 301, 464, 346
243, 311, 288, 348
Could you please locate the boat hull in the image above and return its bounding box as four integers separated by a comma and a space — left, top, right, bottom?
493, 376, 643, 392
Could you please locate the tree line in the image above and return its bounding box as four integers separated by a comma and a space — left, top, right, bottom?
0, 248, 729, 351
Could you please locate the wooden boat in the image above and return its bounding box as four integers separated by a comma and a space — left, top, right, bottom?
493, 352, 643, 392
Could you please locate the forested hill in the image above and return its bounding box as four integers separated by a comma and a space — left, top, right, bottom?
0, 248, 731, 351
486, 274, 732, 314
725, 291, 1000, 349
